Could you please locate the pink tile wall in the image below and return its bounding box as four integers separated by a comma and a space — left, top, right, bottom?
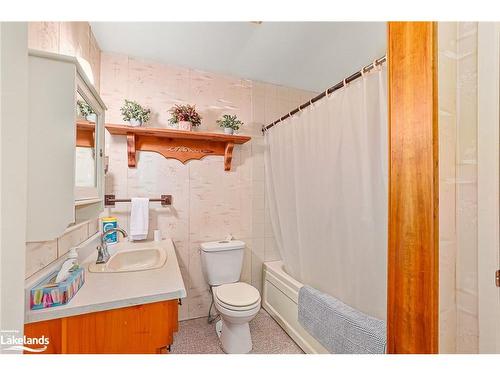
101, 52, 316, 320
25, 220, 99, 279
455, 22, 479, 353
438, 21, 480, 353
28, 22, 101, 92
438, 22, 458, 354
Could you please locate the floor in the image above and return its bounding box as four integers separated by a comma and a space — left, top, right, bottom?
171, 308, 304, 354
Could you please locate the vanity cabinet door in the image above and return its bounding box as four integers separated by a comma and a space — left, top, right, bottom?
64, 299, 179, 354
23, 319, 63, 354
24, 299, 179, 354
26, 55, 76, 241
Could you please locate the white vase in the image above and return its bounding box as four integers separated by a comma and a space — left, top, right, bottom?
128, 118, 142, 127
178, 121, 193, 131
223, 127, 234, 135
86, 114, 97, 123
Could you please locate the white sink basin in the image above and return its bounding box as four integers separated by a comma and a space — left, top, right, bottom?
88, 247, 167, 273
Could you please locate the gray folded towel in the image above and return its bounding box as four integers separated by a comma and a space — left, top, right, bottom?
298, 285, 386, 354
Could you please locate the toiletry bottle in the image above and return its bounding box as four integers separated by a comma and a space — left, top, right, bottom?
55, 247, 79, 283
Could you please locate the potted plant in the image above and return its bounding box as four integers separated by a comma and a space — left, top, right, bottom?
217, 114, 243, 135
168, 104, 202, 131
77, 100, 96, 123
120, 99, 151, 127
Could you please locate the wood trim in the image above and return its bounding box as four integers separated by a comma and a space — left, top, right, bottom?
135, 135, 221, 164
387, 22, 439, 354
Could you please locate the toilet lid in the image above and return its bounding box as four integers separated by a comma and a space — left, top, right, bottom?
214, 282, 260, 307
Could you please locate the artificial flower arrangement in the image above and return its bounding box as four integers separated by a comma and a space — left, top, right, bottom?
168, 104, 202, 131
216, 114, 244, 135
120, 99, 151, 127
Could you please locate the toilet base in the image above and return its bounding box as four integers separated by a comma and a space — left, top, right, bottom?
215, 317, 252, 354
216, 319, 222, 338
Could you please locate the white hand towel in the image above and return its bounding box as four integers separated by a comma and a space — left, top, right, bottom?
130, 197, 149, 241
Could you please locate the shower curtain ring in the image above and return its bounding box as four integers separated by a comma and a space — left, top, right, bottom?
324, 88, 329, 97
343, 78, 348, 87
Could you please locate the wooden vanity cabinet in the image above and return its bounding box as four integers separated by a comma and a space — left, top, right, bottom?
24, 299, 179, 354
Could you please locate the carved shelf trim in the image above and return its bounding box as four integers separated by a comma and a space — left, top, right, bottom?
105, 124, 251, 171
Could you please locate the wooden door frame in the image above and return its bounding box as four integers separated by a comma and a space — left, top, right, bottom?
387, 22, 439, 354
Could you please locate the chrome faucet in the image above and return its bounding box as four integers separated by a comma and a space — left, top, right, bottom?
96, 227, 128, 264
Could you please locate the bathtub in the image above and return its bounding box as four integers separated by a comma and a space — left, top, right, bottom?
262, 261, 328, 354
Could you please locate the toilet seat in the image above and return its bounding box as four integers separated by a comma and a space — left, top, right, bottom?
215, 296, 261, 312
214, 282, 261, 311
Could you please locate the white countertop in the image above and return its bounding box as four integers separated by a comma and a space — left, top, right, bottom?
25, 239, 186, 324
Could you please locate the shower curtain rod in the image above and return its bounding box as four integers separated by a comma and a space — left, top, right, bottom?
262, 55, 387, 134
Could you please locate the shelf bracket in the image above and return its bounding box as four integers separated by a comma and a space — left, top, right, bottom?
224, 142, 234, 171
127, 133, 136, 168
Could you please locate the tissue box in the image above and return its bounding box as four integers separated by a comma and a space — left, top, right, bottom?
30, 266, 85, 310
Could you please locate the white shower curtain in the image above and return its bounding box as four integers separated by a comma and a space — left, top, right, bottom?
264, 65, 388, 320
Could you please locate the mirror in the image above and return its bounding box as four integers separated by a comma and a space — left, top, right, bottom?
75, 93, 97, 197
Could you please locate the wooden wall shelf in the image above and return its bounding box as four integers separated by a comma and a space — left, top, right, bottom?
105, 124, 251, 171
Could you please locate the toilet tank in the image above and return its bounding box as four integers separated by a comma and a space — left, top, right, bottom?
200, 240, 245, 286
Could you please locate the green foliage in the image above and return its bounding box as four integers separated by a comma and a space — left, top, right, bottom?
216, 114, 243, 131
120, 100, 151, 123
77, 100, 94, 117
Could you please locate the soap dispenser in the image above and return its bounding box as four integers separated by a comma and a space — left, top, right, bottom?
55, 247, 79, 283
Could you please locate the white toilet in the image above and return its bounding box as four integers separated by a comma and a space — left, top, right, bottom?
200, 239, 261, 354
